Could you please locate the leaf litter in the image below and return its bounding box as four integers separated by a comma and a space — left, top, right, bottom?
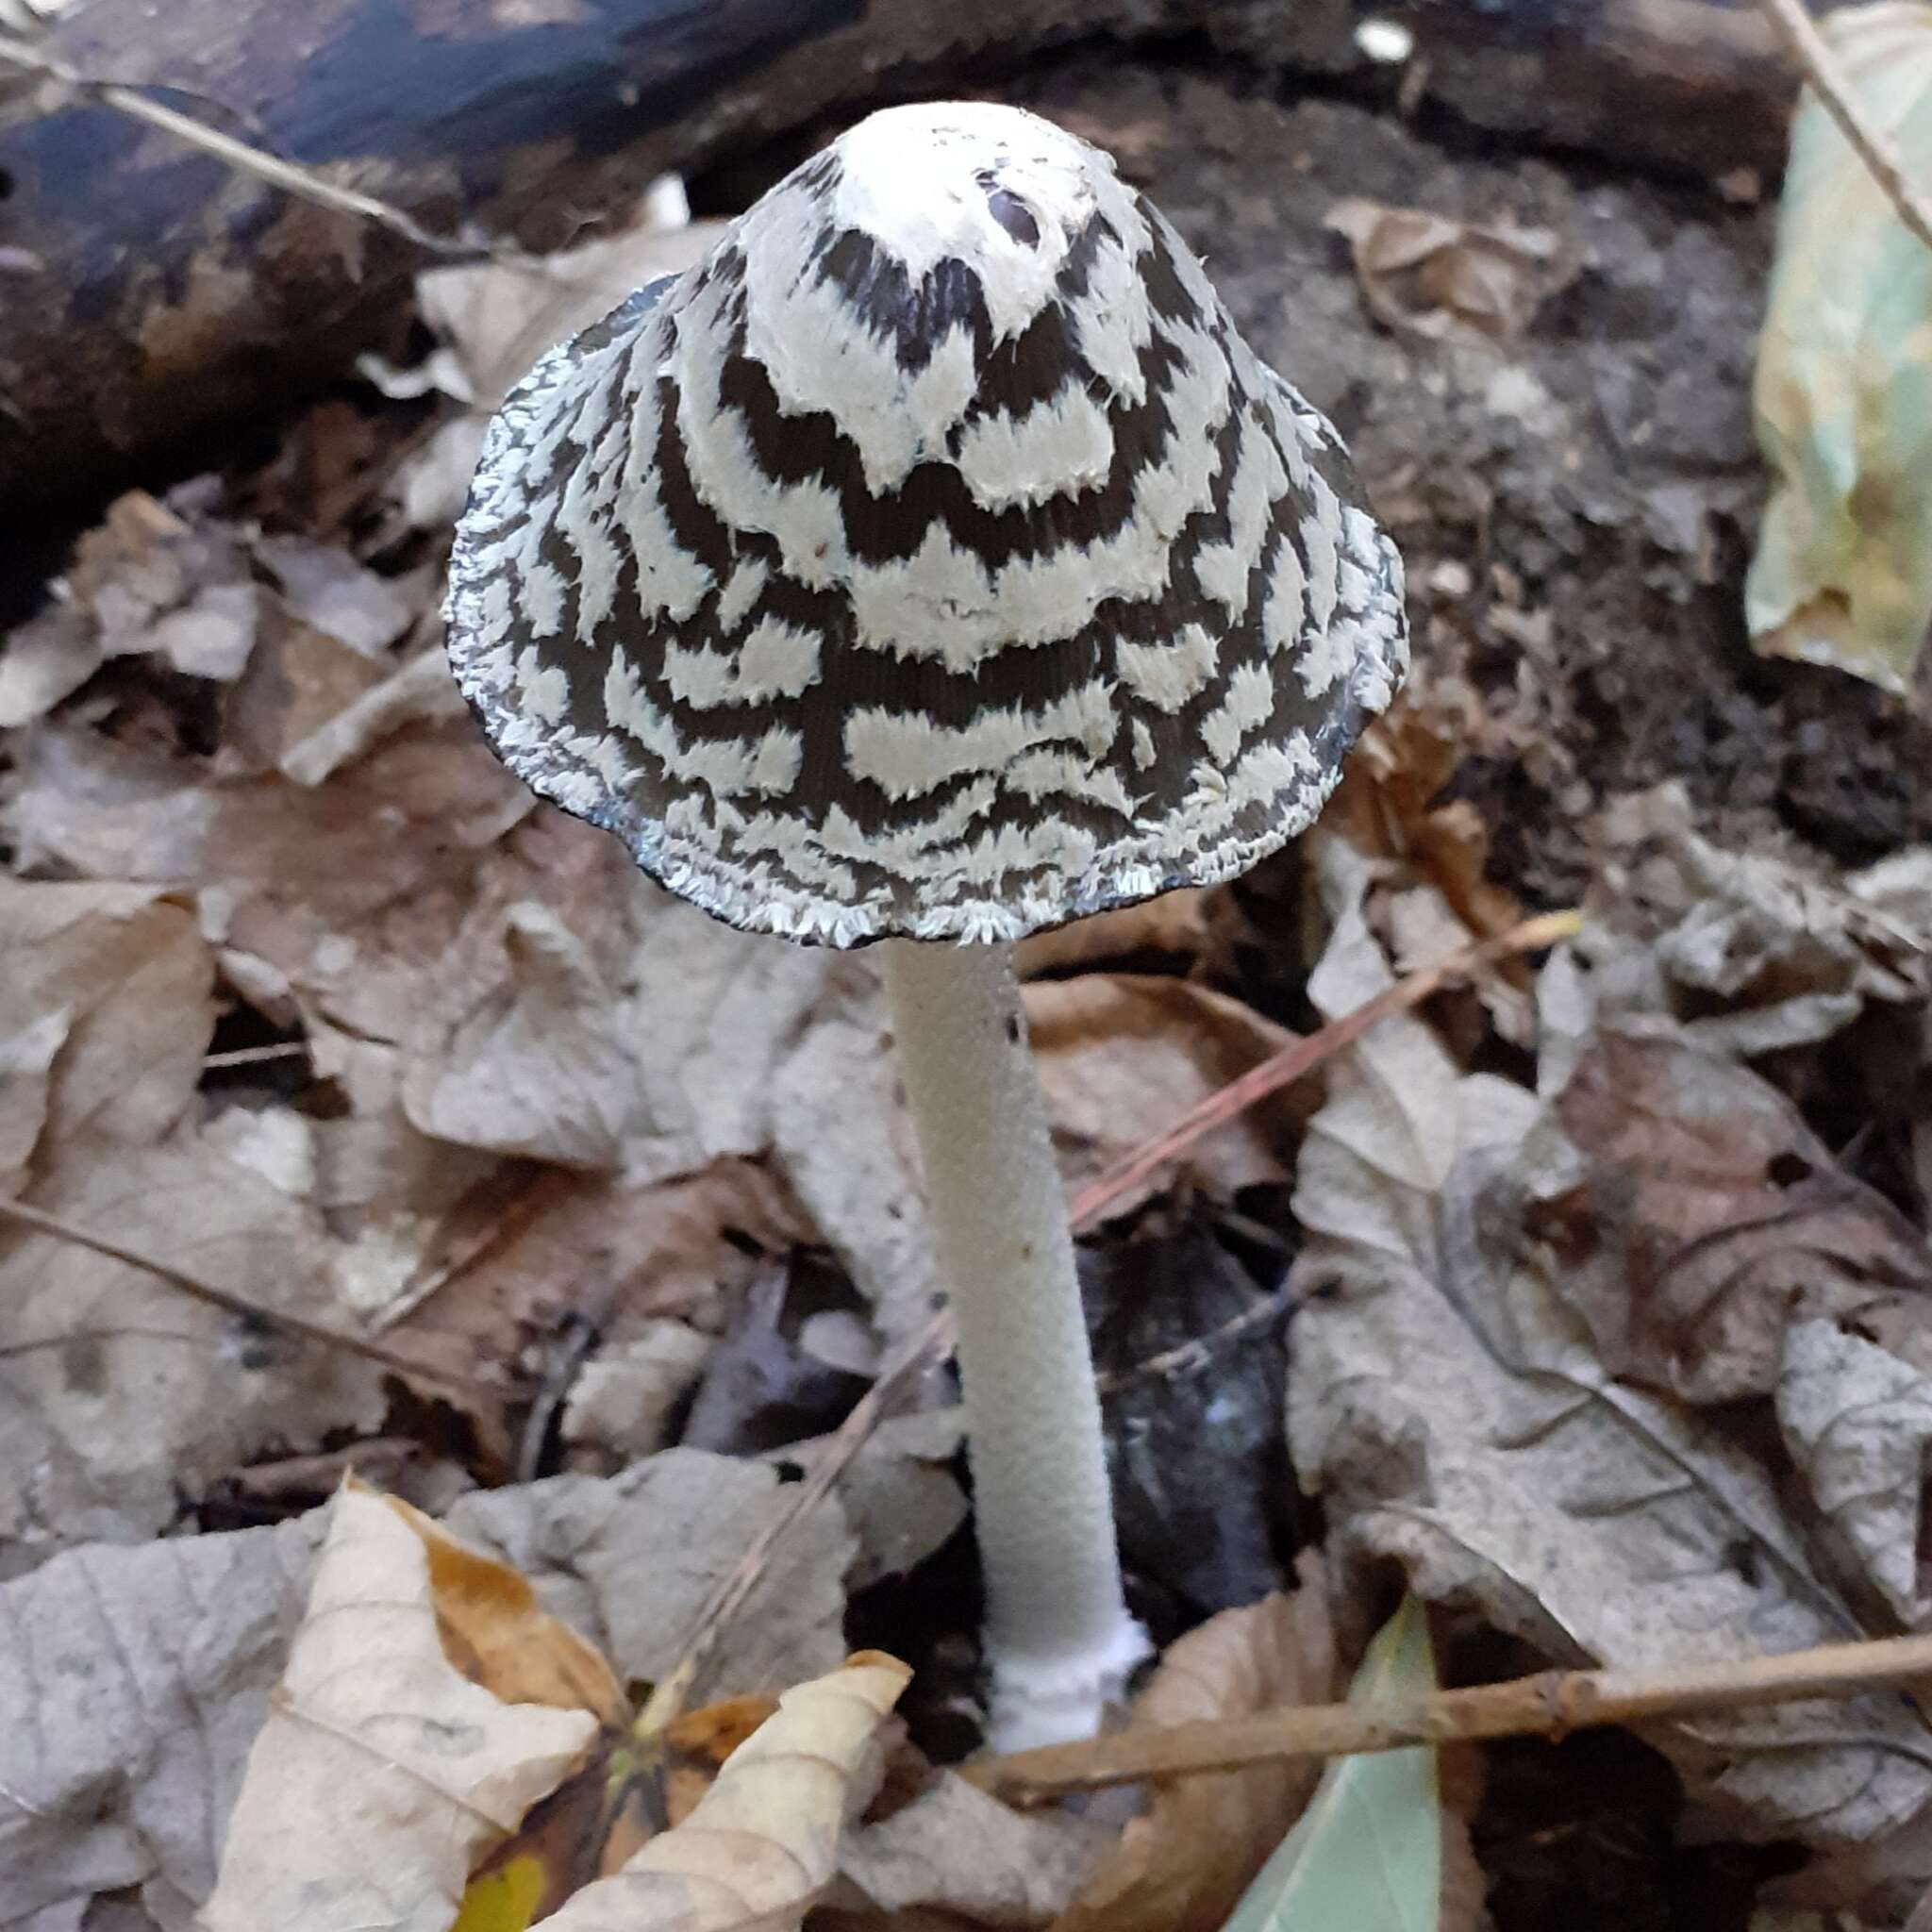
4, 117, 1932, 1932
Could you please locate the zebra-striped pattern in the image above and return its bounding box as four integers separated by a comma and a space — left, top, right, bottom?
445, 101, 1407, 946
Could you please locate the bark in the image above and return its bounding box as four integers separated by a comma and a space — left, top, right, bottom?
0, 0, 1806, 508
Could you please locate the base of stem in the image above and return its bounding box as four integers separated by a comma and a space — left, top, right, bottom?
985, 1610, 1153, 1753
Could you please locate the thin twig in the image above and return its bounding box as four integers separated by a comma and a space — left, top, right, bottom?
202, 1042, 308, 1070
1066, 908, 1581, 1229
1756, 0, 1932, 253
965, 1628, 1932, 1801
0, 1195, 498, 1393
1093, 1290, 1291, 1395
641, 908, 1579, 1732
0, 33, 493, 259
0, 1324, 203, 1360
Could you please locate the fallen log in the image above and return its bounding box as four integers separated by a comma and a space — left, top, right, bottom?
0, 0, 1807, 510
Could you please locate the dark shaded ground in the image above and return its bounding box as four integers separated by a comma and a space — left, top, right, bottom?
980, 57, 1932, 905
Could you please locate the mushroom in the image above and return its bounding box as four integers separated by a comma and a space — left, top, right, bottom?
443, 99, 1407, 1748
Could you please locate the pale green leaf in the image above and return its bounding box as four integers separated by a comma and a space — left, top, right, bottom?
1218, 1595, 1441, 1932
1746, 1, 1932, 692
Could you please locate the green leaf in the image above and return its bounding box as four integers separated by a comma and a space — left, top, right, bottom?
1219, 1594, 1441, 1932
1746, 1, 1932, 693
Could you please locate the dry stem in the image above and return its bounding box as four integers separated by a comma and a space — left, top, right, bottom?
967, 1627, 1932, 1801
1755, 0, 1932, 253
0, 1194, 497, 1393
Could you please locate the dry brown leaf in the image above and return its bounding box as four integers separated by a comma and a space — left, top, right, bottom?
1016, 888, 1215, 974
838, 1769, 1111, 1928
1326, 197, 1571, 346
381, 1158, 800, 1461
0, 483, 302, 725
563, 1319, 719, 1463
403, 898, 640, 1169
4, 718, 531, 979
1778, 1318, 1932, 1627
275, 646, 474, 787
5, 723, 217, 880
0, 1127, 387, 1557
1287, 881, 1932, 1872
253, 533, 417, 657
768, 991, 940, 1349
203, 1485, 604, 1932
1052, 1573, 1341, 1932
539, 1652, 910, 1932
222, 609, 392, 777
389, 416, 491, 532
447, 1450, 858, 1707
1591, 783, 1932, 1054
1532, 1025, 1932, 1407
823, 1409, 970, 1591
3, 665, 923, 1449
417, 208, 727, 409
0, 601, 101, 728
1317, 688, 1530, 1045
0, 1012, 61, 1197
663, 1691, 783, 1763
0, 1509, 325, 1927
0, 879, 214, 1175
1334, 687, 1524, 946
66, 488, 261, 681
203, 731, 535, 1041
1024, 974, 1298, 1217
0, 1451, 856, 1928
396, 1491, 626, 1720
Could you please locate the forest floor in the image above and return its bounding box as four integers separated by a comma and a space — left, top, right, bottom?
5, 40, 1932, 1932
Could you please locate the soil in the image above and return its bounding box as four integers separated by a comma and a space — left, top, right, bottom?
960, 53, 1932, 903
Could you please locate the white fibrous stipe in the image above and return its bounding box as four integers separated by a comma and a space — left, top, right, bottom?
442, 100, 1407, 946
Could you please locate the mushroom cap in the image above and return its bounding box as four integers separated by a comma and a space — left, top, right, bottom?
445, 100, 1407, 947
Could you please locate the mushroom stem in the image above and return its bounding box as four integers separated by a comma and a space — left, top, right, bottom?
880, 938, 1148, 1749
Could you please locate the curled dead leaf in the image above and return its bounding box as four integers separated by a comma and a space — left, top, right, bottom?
540, 1652, 910, 1932
1326, 197, 1571, 346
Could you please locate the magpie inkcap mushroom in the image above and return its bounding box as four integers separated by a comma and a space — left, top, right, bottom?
445, 98, 1407, 1747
